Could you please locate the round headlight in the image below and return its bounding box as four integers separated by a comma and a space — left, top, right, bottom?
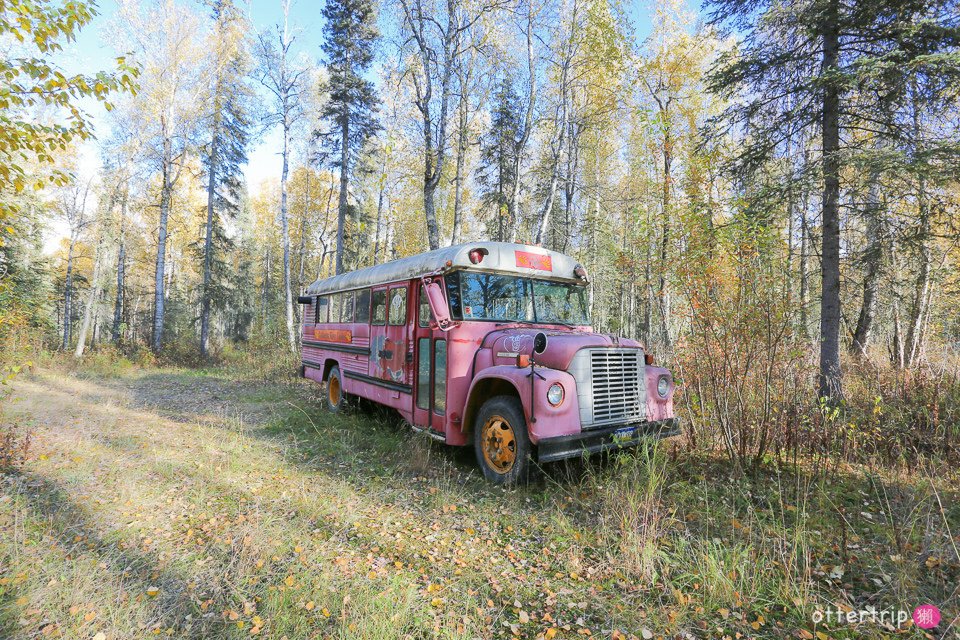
547, 383, 564, 406
657, 375, 670, 398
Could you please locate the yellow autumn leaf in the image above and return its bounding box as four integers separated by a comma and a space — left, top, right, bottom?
545, 629, 558, 639
284, 575, 295, 587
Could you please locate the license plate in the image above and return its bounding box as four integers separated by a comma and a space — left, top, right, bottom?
613, 426, 637, 440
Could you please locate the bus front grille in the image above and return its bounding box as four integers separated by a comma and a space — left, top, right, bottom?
568, 348, 646, 429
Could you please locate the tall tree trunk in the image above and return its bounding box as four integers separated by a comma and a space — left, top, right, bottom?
535, 20, 574, 247
799, 174, 811, 341
281, 117, 296, 353
152, 126, 173, 353
507, 2, 537, 244
200, 122, 220, 359
533, 91, 567, 245
905, 186, 931, 368
374, 155, 387, 263
296, 168, 310, 319
451, 85, 469, 246
336, 114, 349, 275
422, 86, 442, 251
75, 224, 105, 358
818, 1, 843, 399
262, 245, 271, 332
112, 187, 127, 343
658, 127, 673, 351
62, 231, 77, 350
851, 169, 883, 356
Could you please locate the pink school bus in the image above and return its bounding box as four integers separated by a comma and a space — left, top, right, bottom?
297, 242, 679, 484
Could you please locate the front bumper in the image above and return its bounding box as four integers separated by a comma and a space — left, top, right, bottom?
537, 418, 680, 463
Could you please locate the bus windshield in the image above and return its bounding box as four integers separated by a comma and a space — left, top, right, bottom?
445, 271, 590, 325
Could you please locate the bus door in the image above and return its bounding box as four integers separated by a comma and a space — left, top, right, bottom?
413, 283, 447, 434
369, 283, 412, 392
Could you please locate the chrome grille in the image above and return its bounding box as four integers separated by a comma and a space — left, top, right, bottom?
568, 348, 646, 428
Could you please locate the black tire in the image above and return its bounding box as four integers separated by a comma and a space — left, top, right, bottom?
326, 365, 345, 413
473, 395, 533, 485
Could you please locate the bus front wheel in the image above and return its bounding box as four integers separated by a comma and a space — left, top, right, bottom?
473, 396, 532, 485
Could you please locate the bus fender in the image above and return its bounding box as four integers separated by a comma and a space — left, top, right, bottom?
463, 366, 581, 445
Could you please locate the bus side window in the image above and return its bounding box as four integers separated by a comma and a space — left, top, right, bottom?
389, 287, 407, 326
418, 284, 431, 327
434, 340, 446, 414
417, 338, 430, 410
445, 272, 462, 320
342, 291, 355, 323
355, 289, 371, 324
315, 296, 328, 323
371, 290, 387, 325
330, 294, 342, 323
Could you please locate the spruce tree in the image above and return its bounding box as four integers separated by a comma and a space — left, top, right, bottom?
199, 0, 252, 358
705, 0, 960, 399
317, 0, 380, 275
476, 76, 522, 242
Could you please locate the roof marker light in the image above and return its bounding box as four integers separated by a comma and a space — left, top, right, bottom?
469, 248, 488, 264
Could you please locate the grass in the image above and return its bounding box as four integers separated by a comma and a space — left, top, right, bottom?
0, 364, 957, 639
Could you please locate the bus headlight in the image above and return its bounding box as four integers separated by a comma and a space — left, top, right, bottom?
547, 383, 564, 406
657, 375, 670, 398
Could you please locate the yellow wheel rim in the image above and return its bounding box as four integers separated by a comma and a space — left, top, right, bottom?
329, 375, 341, 406
481, 415, 517, 474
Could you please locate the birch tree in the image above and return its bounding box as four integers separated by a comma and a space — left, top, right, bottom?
256, 0, 308, 353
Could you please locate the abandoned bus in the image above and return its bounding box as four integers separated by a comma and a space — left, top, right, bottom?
297, 242, 679, 483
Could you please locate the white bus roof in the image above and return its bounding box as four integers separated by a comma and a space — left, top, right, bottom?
304, 242, 585, 296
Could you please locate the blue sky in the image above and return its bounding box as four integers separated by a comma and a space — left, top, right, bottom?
53, 0, 690, 214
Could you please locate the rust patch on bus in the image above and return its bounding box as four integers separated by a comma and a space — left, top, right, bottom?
313, 328, 353, 343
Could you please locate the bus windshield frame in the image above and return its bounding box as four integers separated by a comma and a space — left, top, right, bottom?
444, 270, 590, 326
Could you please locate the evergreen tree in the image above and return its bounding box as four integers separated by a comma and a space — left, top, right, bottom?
317, 0, 380, 275
200, 0, 253, 358
476, 76, 522, 242
705, 0, 960, 399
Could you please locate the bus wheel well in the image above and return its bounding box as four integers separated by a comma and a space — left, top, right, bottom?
463, 378, 521, 435
322, 359, 340, 382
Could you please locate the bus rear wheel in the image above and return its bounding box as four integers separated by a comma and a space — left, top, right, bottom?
474, 396, 532, 485
327, 365, 345, 412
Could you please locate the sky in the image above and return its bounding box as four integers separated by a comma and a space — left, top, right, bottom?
45, 0, 689, 250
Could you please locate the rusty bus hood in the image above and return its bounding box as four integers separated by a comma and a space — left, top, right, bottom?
481, 326, 644, 370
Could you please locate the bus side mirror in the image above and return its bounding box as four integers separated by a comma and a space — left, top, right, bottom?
422, 277, 453, 331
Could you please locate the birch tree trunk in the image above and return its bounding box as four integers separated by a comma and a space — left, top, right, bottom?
75, 224, 106, 358
451, 83, 469, 246
851, 169, 883, 356
152, 123, 173, 353
62, 230, 77, 350
112, 187, 128, 343
281, 114, 296, 352
905, 186, 931, 368
506, 4, 536, 244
